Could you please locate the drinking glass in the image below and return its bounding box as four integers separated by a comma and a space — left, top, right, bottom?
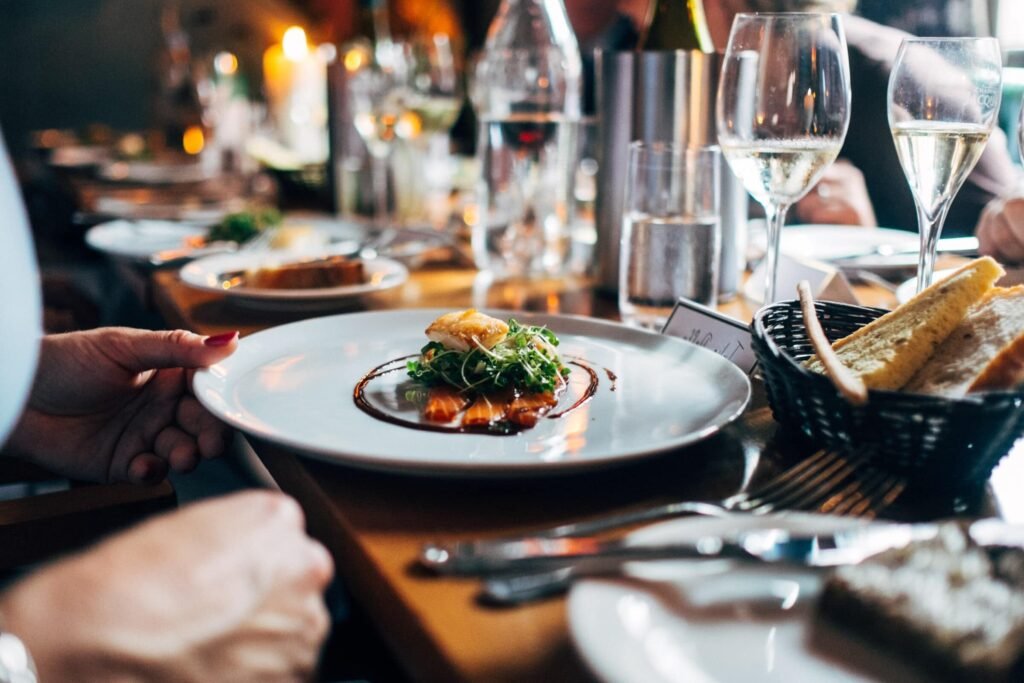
619, 143, 720, 329
716, 13, 851, 304
399, 34, 462, 146
888, 38, 1002, 293
348, 41, 411, 229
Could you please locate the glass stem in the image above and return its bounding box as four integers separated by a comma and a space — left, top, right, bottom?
762, 202, 790, 304
914, 202, 948, 294
371, 151, 390, 231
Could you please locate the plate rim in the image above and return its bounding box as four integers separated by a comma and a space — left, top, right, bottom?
85, 219, 206, 259
179, 249, 408, 301
192, 308, 752, 477
566, 513, 908, 683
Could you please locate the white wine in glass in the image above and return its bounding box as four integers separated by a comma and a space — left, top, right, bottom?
887, 38, 1001, 293
716, 13, 850, 304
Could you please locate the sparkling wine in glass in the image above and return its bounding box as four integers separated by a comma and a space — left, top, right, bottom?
398, 33, 462, 143
348, 41, 412, 230
888, 38, 1001, 293
716, 13, 851, 304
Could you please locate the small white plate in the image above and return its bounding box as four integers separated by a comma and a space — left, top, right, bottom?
192, 310, 751, 476
85, 220, 206, 261
568, 513, 928, 683
85, 214, 366, 264
749, 224, 919, 270
180, 246, 407, 309
895, 266, 1024, 304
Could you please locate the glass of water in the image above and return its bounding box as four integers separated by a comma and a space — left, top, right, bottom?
619, 143, 720, 330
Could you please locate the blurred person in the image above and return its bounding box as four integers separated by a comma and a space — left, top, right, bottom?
0, 136, 332, 681
705, 0, 1019, 233
977, 193, 1024, 264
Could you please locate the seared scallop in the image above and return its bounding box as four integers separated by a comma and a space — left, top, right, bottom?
426, 309, 509, 351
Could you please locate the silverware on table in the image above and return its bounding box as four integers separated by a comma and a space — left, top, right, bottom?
475, 523, 938, 604
421, 449, 908, 603
422, 449, 904, 567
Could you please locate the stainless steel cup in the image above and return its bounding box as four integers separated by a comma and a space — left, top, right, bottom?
594, 50, 747, 299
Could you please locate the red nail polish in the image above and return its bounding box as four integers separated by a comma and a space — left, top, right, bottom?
204, 331, 239, 347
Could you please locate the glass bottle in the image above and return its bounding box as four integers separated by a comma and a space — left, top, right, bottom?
472, 0, 583, 279
638, 0, 713, 53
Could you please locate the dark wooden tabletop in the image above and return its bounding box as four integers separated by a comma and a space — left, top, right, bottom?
149, 264, 1020, 682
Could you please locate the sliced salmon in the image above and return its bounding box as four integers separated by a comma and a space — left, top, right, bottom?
462, 389, 514, 427
507, 391, 560, 427
423, 385, 469, 423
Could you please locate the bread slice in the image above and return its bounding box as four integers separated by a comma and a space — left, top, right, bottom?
806, 257, 1004, 390
969, 333, 1024, 394
904, 286, 1024, 397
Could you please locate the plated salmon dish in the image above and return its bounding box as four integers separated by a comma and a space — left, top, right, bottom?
406, 310, 572, 430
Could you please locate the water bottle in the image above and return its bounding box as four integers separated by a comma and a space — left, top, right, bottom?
472, 0, 582, 279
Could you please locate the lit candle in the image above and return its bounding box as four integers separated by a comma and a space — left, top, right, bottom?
262, 26, 329, 163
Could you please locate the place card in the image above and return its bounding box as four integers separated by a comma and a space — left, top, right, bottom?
662, 298, 758, 374
746, 252, 859, 305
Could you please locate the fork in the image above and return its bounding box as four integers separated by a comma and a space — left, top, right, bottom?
421, 450, 907, 577
469, 465, 907, 604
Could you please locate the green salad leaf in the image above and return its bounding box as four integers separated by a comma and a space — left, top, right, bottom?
207, 209, 282, 244
406, 319, 570, 394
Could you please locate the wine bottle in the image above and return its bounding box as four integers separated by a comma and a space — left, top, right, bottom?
359, 0, 392, 52
638, 0, 713, 52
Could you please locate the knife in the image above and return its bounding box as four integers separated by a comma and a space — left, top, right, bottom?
421, 523, 938, 576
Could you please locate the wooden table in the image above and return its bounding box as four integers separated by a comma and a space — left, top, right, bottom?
149, 265, 1010, 682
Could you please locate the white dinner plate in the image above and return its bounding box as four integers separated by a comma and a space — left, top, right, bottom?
85, 214, 366, 264
895, 266, 1024, 304
85, 219, 207, 261
749, 224, 919, 271
180, 246, 407, 309
568, 513, 928, 683
192, 310, 751, 476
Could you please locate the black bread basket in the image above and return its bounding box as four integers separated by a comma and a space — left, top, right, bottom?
752, 300, 1024, 491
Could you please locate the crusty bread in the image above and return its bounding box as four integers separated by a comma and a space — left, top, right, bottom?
904, 286, 1024, 397
806, 257, 1004, 390
969, 333, 1024, 393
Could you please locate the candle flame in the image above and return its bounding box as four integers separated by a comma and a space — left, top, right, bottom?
282, 26, 309, 62
182, 126, 205, 155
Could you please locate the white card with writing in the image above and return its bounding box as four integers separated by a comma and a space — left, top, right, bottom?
662, 298, 758, 374
746, 252, 858, 305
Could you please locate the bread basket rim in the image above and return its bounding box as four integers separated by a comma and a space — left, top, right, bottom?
751, 298, 1024, 405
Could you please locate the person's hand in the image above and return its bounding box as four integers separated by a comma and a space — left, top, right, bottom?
0, 491, 333, 683
793, 160, 878, 227
6, 327, 239, 484
977, 195, 1024, 264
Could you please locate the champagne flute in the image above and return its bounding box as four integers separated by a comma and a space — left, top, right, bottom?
398, 33, 462, 145
888, 38, 1001, 293
348, 41, 411, 230
716, 13, 851, 304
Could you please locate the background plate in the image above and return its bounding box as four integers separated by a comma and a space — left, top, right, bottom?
568, 513, 928, 683
179, 247, 407, 308
193, 310, 751, 476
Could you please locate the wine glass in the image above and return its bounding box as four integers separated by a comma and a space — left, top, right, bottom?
888, 38, 1002, 293
398, 33, 462, 146
716, 13, 851, 304
347, 40, 412, 230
